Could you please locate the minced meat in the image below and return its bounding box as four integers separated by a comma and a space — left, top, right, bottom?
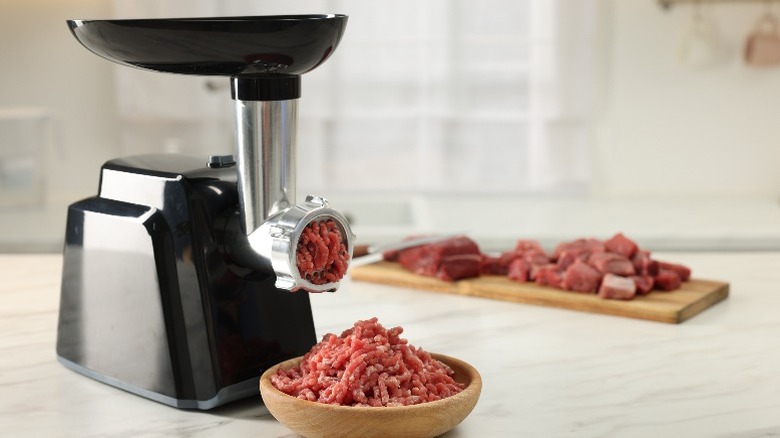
296, 219, 349, 285
270, 317, 464, 407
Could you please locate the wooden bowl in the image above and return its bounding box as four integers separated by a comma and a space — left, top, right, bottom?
259, 353, 482, 438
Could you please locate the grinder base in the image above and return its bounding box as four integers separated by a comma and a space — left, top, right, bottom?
56, 154, 317, 409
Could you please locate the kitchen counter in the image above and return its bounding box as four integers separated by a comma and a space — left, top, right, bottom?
1, 252, 779, 437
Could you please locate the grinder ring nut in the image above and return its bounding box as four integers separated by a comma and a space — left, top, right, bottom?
250, 195, 355, 292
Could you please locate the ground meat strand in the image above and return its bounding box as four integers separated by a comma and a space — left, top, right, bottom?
270, 317, 464, 407
296, 219, 349, 285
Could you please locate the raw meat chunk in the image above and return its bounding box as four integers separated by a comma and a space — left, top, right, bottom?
599, 273, 637, 300
604, 233, 639, 258
632, 250, 660, 276
507, 258, 530, 282
511, 239, 550, 266
397, 236, 481, 281
562, 259, 603, 293
481, 251, 519, 275
587, 251, 635, 276
556, 251, 584, 270
524, 250, 551, 266
437, 254, 483, 281
534, 264, 564, 288
483, 239, 547, 276
654, 269, 682, 291
480, 254, 505, 275
529, 263, 546, 281
552, 238, 605, 261
632, 275, 655, 295
657, 261, 691, 281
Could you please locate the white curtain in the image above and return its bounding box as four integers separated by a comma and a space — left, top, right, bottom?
112, 0, 603, 194
529, 0, 603, 191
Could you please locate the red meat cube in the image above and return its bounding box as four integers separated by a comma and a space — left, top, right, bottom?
397, 236, 481, 281
654, 269, 682, 291
480, 253, 502, 275
436, 254, 482, 281
480, 251, 518, 275
552, 238, 606, 261
657, 261, 691, 281
508, 258, 530, 282
598, 274, 637, 300
587, 252, 635, 276
534, 264, 564, 288
632, 275, 655, 295
524, 250, 551, 266
529, 263, 543, 280
632, 250, 659, 276
555, 250, 584, 270
604, 233, 639, 258
527, 252, 554, 281
562, 259, 603, 293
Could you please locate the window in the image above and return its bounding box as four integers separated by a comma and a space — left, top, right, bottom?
114, 0, 598, 195
291, 0, 535, 194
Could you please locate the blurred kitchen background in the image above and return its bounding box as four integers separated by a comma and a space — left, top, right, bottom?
2, 0, 780, 253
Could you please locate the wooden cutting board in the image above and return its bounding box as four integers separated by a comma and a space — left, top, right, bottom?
350, 261, 729, 324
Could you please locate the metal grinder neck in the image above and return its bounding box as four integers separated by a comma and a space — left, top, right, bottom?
227, 75, 355, 292
231, 75, 301, 236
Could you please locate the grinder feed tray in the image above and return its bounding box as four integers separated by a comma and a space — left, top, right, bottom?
67, 15, 347, 76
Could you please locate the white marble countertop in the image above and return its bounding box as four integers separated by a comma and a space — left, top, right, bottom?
2, 252, 780, 437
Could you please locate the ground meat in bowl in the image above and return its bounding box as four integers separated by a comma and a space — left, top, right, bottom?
270, 317, 464, 407
296, 219, 349, 285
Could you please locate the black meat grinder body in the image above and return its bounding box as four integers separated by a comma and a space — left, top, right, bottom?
56, 15, 353, 409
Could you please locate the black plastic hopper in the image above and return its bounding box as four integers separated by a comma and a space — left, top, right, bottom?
67, 15, 347, 76
68, 15, 347, 100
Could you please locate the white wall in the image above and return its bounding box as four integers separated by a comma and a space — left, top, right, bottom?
0, 0, 120, 203
593, 1, 780, 198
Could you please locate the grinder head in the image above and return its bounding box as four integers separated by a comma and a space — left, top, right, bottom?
252, 196, 354, 292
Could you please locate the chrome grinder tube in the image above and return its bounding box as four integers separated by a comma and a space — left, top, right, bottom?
228, 76, 355, 292
235, 99, 297, 235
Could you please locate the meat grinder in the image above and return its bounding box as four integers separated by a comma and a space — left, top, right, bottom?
56, 15, 355, 409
